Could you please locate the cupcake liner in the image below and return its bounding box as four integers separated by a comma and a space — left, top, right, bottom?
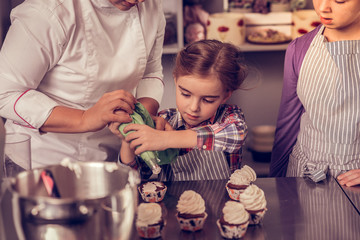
176, 212, 208, 232
136, 222, 164, 239
138, 185, 167, 203
248, 208, 267, 225
225, 184, 247, 201
216, 219, 249, 239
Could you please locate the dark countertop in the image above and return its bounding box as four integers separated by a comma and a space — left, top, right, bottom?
1, 177, 360, 240
336, 179, 360, 215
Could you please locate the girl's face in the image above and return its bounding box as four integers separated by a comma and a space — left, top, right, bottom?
175, 75, 232, 128
108, 0, 145, 11
313, 0, 360, 40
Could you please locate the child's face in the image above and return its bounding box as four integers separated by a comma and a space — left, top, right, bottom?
313, 0, 360, 39
175, 74, 231, 128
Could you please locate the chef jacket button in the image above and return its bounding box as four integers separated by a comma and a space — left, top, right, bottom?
202, 145, 207, 150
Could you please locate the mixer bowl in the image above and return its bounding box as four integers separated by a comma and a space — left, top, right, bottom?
9, 161, 140, 240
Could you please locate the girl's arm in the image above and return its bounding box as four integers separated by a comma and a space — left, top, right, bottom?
123, 125, 197, 155
119, 140, 137, 165
123, 105, 246, 155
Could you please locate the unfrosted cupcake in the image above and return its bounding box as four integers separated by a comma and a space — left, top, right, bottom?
176, 190, 207, 232
226, 165, 257, 201
138, 181, 167, 203
217, 200, 250, 239
239, 184, 267, 225
136, 202, 165, 239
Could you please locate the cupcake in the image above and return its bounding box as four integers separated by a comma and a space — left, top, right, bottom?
239, 184, 267, 225
217, 201, 250, 239
136, 202, 165, 239
138, 181, 167, 202
226, 165, 257, 201
176, 190, 207, 232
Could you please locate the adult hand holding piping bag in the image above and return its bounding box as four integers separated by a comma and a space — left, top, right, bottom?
108, 102, 178, 175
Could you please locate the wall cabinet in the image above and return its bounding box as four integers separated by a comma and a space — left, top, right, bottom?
162, 0, 289, 54
162, 0, 314, 54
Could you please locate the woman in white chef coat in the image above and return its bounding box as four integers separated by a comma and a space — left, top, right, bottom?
0, 0, 166, 167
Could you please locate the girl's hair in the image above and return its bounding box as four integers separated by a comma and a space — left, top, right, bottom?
173, 39, 248, 92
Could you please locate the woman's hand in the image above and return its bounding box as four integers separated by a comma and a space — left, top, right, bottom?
41, 89, 136, 133
81, 90, 136, 132
123, 124, 171, 155
337, 169, 360, 187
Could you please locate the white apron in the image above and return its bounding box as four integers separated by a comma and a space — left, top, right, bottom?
287, 26, 360, 177
159, 149, 231, 181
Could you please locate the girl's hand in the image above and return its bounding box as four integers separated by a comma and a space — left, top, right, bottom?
337, 169, 360, 187
123, 124, 170, 155
152, 116, 173, 131
108, 110, 130, 139
82, 90, 136, 132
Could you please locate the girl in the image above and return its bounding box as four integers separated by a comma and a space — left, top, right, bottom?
112, 39, 249, 181
270, 0, 360, 186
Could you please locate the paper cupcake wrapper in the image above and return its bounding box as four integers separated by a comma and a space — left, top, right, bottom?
216, 219, 249, 239
138, 185, 167, 203
248, 208, 267, 225
136, 223, 164, 239
176, 212, 208, 232
225, 184, 247, 201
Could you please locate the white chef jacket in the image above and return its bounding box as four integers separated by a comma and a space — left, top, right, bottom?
0, 0, 165, 167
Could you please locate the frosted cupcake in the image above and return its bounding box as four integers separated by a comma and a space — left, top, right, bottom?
217, 201, 250, 239
136, 202, 165, 239
138, 181, 167, 202
239, 184, 267, 225
226, 165, 257, 201
176, 190, 207, 232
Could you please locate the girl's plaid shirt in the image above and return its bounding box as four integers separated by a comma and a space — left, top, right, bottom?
158, 104, 248, 172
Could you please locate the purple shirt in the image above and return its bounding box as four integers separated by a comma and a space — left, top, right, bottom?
269, 25, 322, 177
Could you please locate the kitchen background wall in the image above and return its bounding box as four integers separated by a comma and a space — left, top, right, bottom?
0, 0, 22, 47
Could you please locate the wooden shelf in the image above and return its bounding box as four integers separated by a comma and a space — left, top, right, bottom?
162, 0, 289, 55
239, 42, 289, 52
163, 43, 181, 54
164, 42, 288, 54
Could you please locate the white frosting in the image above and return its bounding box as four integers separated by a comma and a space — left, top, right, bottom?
239, 184, 267, 211
60, 158, 82, 178
240, 165, 257, 181
223, 201, 249, 225
136, 203, 162, 227
104, 162, 118, 172
176, 190, 205, 215
142, 181, 164, 193
228, 165, 256, 185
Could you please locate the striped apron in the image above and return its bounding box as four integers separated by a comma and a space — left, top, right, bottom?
287, 26, 360, 177
158, 149, 231, 181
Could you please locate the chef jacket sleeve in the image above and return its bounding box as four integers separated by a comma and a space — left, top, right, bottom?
136, 4, 165, 105
0, 4, 65, 129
